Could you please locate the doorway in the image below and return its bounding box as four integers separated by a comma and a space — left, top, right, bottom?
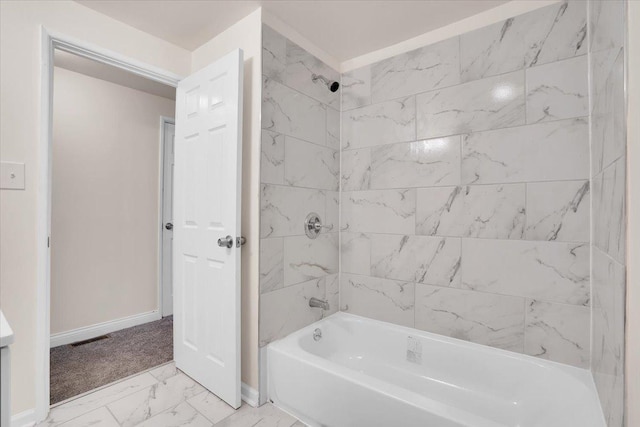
37, 31, 244, 423
48, 48, 176, 404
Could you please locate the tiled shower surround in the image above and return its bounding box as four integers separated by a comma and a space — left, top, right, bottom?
589, 0, 627, 425
340, 0, 591, 368
259, 26, 340, 346
259, 1, 626, 423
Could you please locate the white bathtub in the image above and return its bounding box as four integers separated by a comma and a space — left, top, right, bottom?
267, 312, 605, 427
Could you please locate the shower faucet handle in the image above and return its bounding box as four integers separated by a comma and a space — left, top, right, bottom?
304, 213, 332, 239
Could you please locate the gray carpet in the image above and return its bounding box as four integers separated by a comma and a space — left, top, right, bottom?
50, 316, 173, 404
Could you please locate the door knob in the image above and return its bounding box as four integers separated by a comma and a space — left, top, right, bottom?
165, 222, 173, 230
217, 235, 234, 248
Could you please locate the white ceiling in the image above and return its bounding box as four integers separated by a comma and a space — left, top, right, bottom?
55, 50, 176, 100
76, 0, 509, 62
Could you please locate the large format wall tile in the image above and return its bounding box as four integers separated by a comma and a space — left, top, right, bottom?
593, 158, 626, 264
416, 71, 525, 139
260, 5, 601, 372
370, 137, 460, 189
260, 26, 340, 350
371, 37, 460, 103
342, 97, 416, 149
592, 341, 624, 427
283, 234, 339, 286
592, 248, 625, 427
263, 25, 286, 83
326, 107, 340, 150
260, 279, 326, 346
261, 130, 285, 185
284, 137, 339, 190
589, 1, 626, 422
261, 184, 325, 238
526, 180, 589, 242
340, 274, 415, 327
460, 1, 586, 82
416, 184, 526, 239
341, 189, 415, 234
590, 46, 625, 175
342, 66, 371, 111
340, 232, 371, 276
415, 186, 462, 237
370, 234, 461, 287
262, 77, 326, 145
285, 40, 340, 109
462, 118, 589, 184
325, 274, 339, 316
260, 237, 283, 294
524, 300, 590, 367
589, 0, 625, 53
526, 55, 588, 123
461, 239, 589, 306
341, 148, 371, 191
415, 285, 525, 352
325, 191, 339, 231
456, 184, 525, 239
592, 247, 626, 366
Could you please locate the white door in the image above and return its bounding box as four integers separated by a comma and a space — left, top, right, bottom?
173, 49, 243, 408
162, 120, 175, 316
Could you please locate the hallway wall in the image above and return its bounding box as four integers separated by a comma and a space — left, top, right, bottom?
51, 66, 175, 335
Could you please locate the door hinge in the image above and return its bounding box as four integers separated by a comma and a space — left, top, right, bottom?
47, 236, 50, 248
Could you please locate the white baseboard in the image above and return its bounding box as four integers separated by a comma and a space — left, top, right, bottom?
11, 408, 36, 427
50, 311, 161, 348
241, 382, 259, 407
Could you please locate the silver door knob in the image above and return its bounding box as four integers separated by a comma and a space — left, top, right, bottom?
217, 235, 234, 248
165, 222, 173, 230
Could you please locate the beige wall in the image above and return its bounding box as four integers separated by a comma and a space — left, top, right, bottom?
191, 8, 262, 391
51, 67, 175, 335
626, 1, 639, 425
0, 0, 190, 415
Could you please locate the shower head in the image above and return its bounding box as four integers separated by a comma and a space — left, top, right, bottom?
312, 74, 340, 93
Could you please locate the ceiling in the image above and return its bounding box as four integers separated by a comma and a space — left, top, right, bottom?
55, 50, 176, 100
76, 0, 509, 63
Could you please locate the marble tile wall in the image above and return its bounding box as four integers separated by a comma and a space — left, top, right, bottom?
340, 1, 592, 368
589, 0, 627, 425
259, 25, 340, 346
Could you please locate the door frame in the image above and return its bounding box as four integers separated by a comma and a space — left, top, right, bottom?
37, 27, 182, 422
159, 116, 175, 317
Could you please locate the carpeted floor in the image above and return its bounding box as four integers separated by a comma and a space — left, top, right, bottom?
50, 316, 173, 404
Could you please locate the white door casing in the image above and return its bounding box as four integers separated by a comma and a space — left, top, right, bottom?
173, 49, 243, 408
162, 120, 175, 316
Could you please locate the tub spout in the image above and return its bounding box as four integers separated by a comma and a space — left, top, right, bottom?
309, 297, 329, 310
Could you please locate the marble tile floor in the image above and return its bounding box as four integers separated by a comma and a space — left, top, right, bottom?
37, 361, 303, 427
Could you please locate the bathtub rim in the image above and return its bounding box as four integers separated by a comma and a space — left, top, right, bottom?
266, 311, 605, 427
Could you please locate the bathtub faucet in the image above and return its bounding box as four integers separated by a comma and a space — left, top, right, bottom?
309, 297, 329, 310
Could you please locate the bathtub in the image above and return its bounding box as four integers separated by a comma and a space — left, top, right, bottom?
267, 312, 605, 427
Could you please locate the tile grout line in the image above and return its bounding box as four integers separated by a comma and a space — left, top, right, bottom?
340, 271, 588, 308
340, 114, 588, 154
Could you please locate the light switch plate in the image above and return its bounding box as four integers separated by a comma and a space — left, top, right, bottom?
0, 162, 25, 190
